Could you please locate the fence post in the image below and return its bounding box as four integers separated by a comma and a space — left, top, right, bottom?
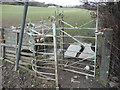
15, 2, 28, 71
0, 28, 2, 59
61, 21, 64, 59
53, 23, 59, 89
0, 28, 5, 60
97, 35, 103, 57
99, 30, 113, 85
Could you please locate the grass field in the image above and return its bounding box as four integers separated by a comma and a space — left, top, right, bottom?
1, 5, 95, 28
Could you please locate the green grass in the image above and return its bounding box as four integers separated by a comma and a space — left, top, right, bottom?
2, 5, 95, 28
2, 5, 96, 44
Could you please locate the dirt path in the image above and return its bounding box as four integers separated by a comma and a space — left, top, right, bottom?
58, 69, 104, 88
2, 60, 104, 89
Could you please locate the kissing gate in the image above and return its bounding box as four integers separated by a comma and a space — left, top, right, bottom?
1, 2, 99, 88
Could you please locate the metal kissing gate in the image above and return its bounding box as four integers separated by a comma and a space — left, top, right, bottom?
14, 2, 99, 88
25, 17, 98, 88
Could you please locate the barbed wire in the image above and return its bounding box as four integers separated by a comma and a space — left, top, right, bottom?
106, 39, 120, 51
103, 36, 120, 60
104, 35, 120, 51
103, 31, 120, 88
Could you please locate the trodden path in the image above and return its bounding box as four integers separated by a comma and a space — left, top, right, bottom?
58, 69, 104, 88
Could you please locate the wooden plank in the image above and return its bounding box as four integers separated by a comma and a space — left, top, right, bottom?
4, 59, 36, 76
5, 53, 15, 58
5, 55, 32, 64
5, 54, 32, 64
3, 28, 30, 48
4, 28, 17, 45
5, 53, 33, 60
0, 43, 29, 50
6, 50, 33, 56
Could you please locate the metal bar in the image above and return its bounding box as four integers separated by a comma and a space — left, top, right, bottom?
62, 68, 94, 77
94, 3, 99, 77
61, 21, 74, 28
38, 73, 56, 81
32, 64, 55, 70
61, 20, 64, 61
34, 25, 43, 29
77, 62, 95, 67
32, 66, 55, 75
53, 23, 59, 88
26, 27, 96, 32
58, 59, 95, 67
37, 52, 54, 55
15, 2, 28, 71
64, 65, 95, 73
58, 27, 96, 30
64, 55, 95, 67
60, 30, 84, 45
58, 35, 95, 39
61, 19, 95, 29
79, 19, 95, 28
57, 43, 95, 47
27, 33, 53, 37
30, 29, 41, 35
62, 49, 95, 54
35, 43, 53, 46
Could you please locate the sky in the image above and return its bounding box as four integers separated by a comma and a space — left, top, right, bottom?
33, 0, 119, 5
34, 0, 83, 6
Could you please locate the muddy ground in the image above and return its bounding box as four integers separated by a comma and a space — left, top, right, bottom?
2, 61, 55, 88
58, 69, 104, 88
1, 60, 106, 89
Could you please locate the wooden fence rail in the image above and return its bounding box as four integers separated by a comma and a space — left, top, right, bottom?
0, 28, 32, 66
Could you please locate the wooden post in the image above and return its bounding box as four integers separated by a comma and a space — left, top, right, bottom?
16, 32, 19, 45
0, 28, 2, 59
99, 30, 113, 85
0, 27, 3, 89
97, 35, 103, 57
0, 28, 5, 60
15, 32, 19, 60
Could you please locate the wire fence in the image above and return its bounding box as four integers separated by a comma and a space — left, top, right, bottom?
103, 30, 120, 88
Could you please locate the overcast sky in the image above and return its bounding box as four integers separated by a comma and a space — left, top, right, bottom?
34, 0, 83, 6
33, 0, 119, 5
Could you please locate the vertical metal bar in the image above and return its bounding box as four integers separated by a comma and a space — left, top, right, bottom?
94, 3, 99, 77
15, 2, 28, 71
61, 21, 64, 60
53, 23, 59, 89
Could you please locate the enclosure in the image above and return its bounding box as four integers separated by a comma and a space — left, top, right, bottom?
0, 1, 120, 89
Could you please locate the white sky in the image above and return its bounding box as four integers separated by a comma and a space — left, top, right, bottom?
34, 0, 83, 6
33, 0, 119, 5
34, 0, 120, 6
